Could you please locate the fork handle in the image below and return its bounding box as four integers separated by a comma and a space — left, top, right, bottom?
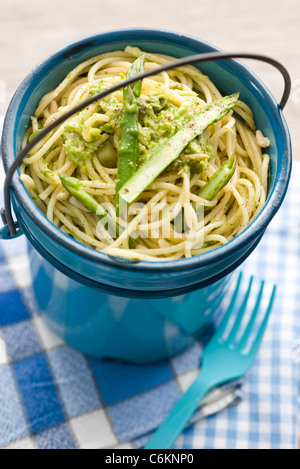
144, 371, 216, 449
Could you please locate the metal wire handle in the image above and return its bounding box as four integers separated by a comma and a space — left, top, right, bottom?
1, 51, 291, 238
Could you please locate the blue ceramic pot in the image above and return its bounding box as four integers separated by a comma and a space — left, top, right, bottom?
1, 29, 292, 362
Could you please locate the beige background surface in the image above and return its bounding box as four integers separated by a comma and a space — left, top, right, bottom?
0, 0, 299, 449
0, 0, 299, 158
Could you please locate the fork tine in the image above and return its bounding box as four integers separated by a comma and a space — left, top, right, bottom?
225, 276, 254, 345
213, 272, 243, 341
248, 285, 276, 357
238, 280, 264, 352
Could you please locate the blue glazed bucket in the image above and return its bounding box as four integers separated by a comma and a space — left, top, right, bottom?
0, 29, 292, 363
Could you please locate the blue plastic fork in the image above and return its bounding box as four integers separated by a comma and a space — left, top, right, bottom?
144, 273, 276, 449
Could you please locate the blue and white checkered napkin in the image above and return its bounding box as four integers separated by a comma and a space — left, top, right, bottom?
0, 112, 299, 448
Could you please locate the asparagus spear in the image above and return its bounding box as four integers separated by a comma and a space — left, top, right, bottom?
197, 154, 236, 201
176, 156, 236, 234
119, 92, 239, 205
116, 55, 145, 213
191, 155, 236, 247
29, 129, 44, 142
60, 174, 120, 237
60, 174, 137, 248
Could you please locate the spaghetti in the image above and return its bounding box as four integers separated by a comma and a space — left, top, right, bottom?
20, 46, 270, 261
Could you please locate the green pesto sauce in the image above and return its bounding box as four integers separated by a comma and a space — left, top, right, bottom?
62, 83, 215, 174
62, 113, 98, 168
137, 94, 204, 166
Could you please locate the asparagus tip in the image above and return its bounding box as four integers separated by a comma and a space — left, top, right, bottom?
59, 174, 83, 190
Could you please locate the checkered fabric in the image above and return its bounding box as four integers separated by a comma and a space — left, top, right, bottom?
0, 114, 299, 448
